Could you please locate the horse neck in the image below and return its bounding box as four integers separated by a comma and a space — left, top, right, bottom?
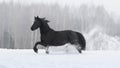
39, 23, 54, 35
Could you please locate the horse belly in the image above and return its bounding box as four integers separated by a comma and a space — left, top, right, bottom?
50, 35, 68, 46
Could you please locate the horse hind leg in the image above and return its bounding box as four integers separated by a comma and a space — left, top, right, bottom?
76, 46, 82, 53
70, 40, 82, 53
74, 44, 82, 53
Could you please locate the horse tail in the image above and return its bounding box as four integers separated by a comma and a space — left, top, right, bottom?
76, 32, 86, 50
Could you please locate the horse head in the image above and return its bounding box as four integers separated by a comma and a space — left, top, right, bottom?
31, 16, 40, 31
31, 16, 50, 31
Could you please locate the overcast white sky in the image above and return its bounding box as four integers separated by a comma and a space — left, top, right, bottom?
1, 0, 120, 15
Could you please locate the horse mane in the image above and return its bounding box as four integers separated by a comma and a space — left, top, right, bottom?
39, 18, 54, 34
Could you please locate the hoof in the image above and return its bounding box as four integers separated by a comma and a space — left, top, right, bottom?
33, 47, 38, 53
46, 51, 49, 54
34, 49, 38, 53
78, 50, 82, 53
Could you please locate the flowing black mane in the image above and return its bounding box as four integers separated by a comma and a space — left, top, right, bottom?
31, 16, 86, 54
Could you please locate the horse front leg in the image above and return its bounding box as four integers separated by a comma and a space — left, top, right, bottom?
45, 45, 49, 54
33, 41, 43, 53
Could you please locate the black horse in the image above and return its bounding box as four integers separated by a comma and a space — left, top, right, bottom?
31, 16, 86, 54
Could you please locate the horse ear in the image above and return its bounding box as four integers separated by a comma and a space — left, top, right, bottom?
37, 16, 39, 18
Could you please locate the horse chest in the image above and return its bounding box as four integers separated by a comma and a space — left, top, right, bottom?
41, 34, 49, 41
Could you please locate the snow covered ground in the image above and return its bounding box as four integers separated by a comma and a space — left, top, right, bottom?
85, 26, 120, 50
0, 49, 120, 68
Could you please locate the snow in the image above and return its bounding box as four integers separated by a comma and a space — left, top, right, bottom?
0, 49, 120, 68
85, 26, 120, 50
